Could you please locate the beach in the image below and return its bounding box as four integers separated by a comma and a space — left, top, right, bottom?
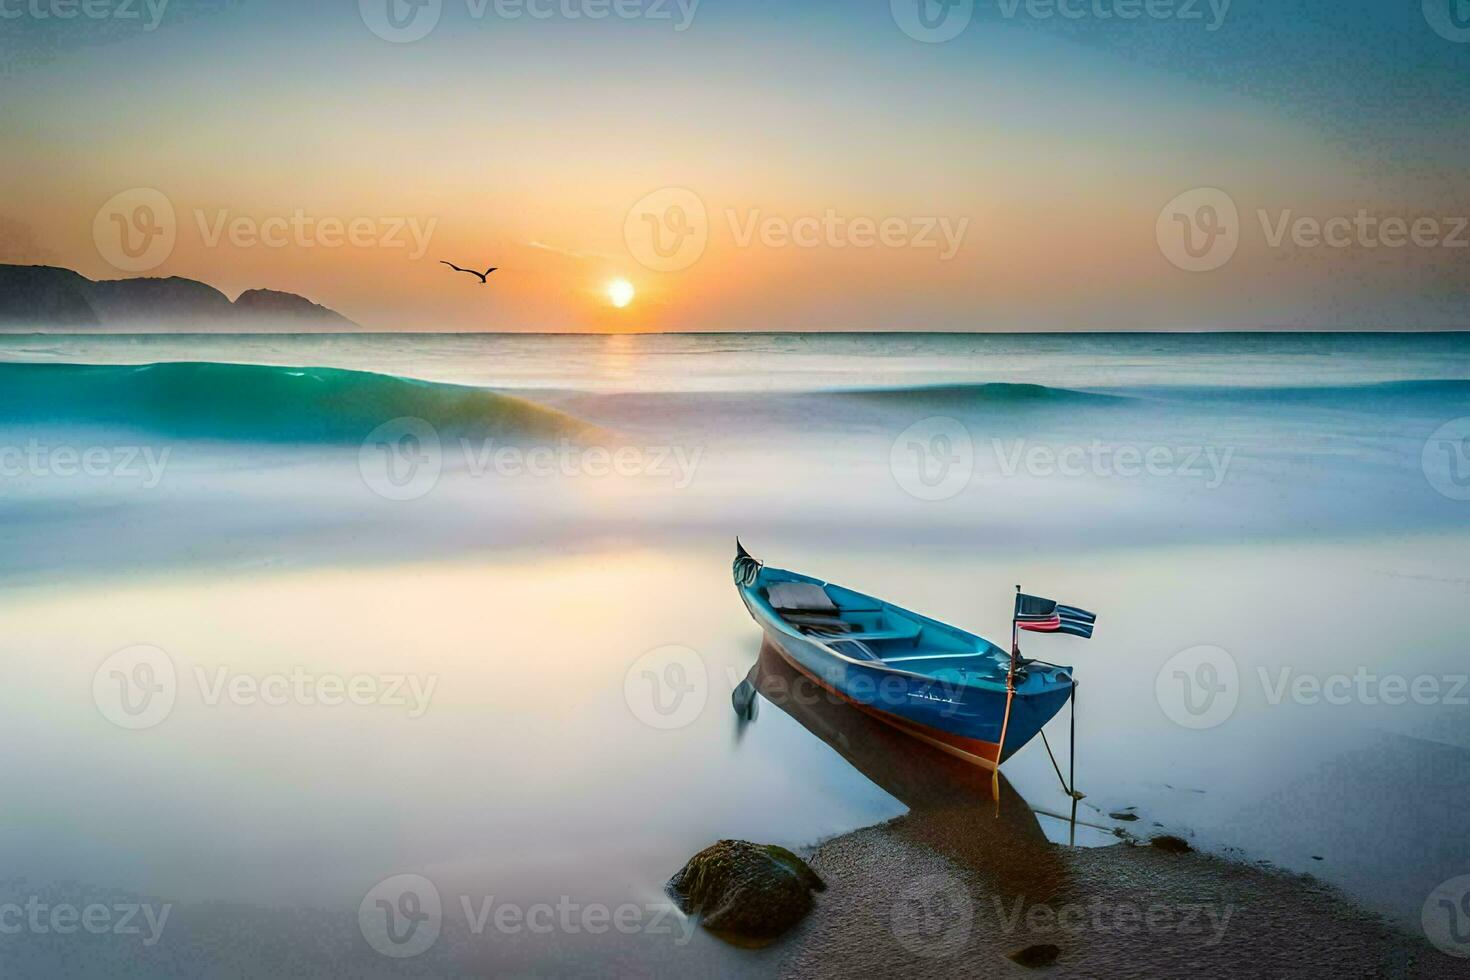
0, 332, 1467, 975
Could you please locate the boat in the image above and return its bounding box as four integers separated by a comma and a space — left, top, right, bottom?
733, 541, 1077, 771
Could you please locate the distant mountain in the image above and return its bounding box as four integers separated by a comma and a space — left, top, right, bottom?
0, 264, 358, 331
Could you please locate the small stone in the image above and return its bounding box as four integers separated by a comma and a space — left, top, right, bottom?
1150, 835, 1193, 854
1007, 943, 1061, 967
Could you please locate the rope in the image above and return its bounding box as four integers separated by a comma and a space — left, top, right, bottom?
1039, 728, 1069, 793
1038, 682, 1084, 801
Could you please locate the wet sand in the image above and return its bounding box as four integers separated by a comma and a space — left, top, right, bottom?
745, 645, 1467, 979
778, 810, 1462, 978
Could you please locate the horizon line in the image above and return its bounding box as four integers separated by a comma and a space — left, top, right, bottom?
2, 328, 1469, 338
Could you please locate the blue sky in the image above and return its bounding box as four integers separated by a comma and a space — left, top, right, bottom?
1, 0, 1467, 329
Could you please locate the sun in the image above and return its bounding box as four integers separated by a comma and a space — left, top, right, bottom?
607, 278, 635, 309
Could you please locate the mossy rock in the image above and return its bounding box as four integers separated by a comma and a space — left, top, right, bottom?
667, 840, 825, 942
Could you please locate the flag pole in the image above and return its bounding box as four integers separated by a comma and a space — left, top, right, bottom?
993, 584, 1021, 800
1069, 682, 1077, 799
1068, 681, 1078, 845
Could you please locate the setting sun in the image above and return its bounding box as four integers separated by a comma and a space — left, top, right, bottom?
607, 279, 635, 309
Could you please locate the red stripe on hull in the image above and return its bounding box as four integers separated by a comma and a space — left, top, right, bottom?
768, 641, 1003, 771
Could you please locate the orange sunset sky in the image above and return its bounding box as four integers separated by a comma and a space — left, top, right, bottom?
2, 1, 1467, 331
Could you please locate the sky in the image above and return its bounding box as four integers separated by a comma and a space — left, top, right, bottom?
1, 0, 1468, 331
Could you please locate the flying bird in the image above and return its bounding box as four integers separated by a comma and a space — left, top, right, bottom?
440, 260, 498, 284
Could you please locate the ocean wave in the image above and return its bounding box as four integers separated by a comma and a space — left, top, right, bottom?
831, 378, 1470, 409
831, 381, 1127, 406
1113, 378, 1470, 404
0, 361, 601, 443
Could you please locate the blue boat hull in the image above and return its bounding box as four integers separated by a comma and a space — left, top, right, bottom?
736, 558, 1074, 769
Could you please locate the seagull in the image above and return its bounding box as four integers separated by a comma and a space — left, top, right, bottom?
440, 260, 498, 284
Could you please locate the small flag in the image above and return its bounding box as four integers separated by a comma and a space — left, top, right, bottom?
1015, 593, 1097, 639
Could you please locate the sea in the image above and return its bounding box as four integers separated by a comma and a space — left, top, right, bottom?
0, 331, 1467, 974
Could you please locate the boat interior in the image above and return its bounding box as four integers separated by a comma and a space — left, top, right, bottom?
755, 572, 1015, 683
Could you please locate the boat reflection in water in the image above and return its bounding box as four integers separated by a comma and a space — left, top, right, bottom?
736, 642, 1034, 817
736, 642, 1080, 904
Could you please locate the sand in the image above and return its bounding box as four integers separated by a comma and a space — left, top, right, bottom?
744, 645, 1467, 979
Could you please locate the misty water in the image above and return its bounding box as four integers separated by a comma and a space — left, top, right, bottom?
0, 332, 1467, 972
